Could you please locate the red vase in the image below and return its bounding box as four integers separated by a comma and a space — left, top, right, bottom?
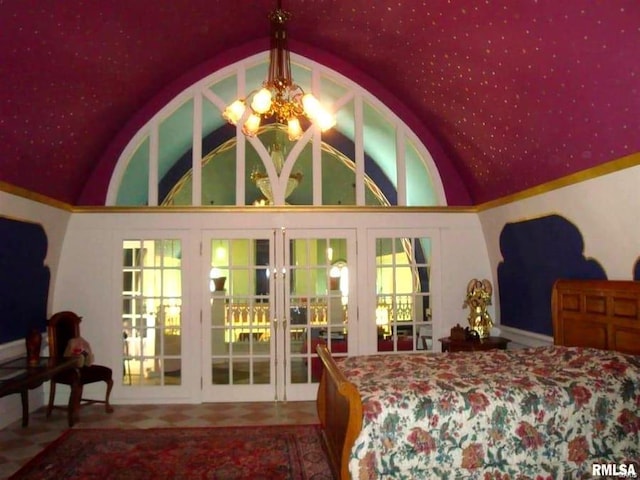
26, 328, 42, 366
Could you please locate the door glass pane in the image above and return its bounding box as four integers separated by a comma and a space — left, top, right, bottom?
375, 236, 432, 353
209, 238, 271, 387
253, 359, 270, 384
122, 239, 182, 386
232, 360, 250, 385
212, 359, 229, 384
292, 237, 348, 385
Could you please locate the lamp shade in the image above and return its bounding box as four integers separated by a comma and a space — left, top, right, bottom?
251, 88, 272, 114
287, 117, 302, 140
242, 114, 261, 136
316, 109, 336, 131
222, 100, 246, 125
302, 94, 320, 118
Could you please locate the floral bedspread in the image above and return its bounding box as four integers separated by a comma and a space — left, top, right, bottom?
339, 346, 640, 479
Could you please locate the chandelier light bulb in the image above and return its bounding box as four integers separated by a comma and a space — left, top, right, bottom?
287, 117, 302, 141
316, 109, 336, 132
251, 88, 273, 114
302, 93, 320, 118
222, 100, 246, 125
242, 113, 261, 136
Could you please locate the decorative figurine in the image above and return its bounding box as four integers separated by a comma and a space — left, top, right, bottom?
463, 278, 494, 338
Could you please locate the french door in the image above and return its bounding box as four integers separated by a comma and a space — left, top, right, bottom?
201, 228, 355, 402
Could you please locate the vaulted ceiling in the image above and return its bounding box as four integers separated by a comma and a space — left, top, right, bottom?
1, 1, 638, 206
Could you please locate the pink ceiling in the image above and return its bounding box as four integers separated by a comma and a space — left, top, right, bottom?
1, 1, 638, 206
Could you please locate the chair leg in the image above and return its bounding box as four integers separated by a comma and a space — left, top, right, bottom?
46, 381, 56, 418
104, 378, 114, 413
69, 382, 83, 427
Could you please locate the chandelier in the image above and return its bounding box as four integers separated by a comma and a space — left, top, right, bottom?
223, 0, 336, 141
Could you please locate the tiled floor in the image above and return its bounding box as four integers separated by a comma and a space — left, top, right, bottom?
0, 401, 319, 479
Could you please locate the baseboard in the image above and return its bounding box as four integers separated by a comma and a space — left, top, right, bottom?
499, 326, 553, 349
0, 338, 27, 360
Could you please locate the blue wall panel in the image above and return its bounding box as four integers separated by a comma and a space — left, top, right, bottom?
0, 216, 50, 343
497, 214, 606, 335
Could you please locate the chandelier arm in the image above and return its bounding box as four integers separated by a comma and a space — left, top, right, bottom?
245, 88, 262, 100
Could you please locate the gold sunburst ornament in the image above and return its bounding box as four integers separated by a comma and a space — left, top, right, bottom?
463, 278, 494, 338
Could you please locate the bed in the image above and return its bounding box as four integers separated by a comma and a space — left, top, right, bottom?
303, 335, 415, 382
316, 279, 640, 479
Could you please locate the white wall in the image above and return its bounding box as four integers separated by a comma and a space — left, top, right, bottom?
0, 190, 71, 428
479, 164, 640, 346
7, 161, 637, 421
51, 209, 490, 405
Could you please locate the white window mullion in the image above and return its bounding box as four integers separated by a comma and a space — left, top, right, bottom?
396, 129, 406, 206
235, 69, 247, 205
310, 68, 323, 206
148, 124, 159, 206
236, 133, 246, 206
312, 128, 322, 206
192, 92, 203, 206
354, 95, 365, 206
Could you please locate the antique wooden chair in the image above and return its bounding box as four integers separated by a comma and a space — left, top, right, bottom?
46, 311, 114, 420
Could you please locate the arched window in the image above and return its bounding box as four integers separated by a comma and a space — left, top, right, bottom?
107, 53, 445, 207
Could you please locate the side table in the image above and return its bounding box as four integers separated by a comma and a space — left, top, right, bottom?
439, 336, 510, 352
0, 356, 80, 427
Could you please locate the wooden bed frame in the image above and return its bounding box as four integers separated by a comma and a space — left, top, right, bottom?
316, 279, 640, 480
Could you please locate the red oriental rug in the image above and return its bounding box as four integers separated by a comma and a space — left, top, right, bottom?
10, 425, 333, 480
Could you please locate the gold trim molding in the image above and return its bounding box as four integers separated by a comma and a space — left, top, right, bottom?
2, 151, 638, 213
0, 181, 73, 211
476, 152, 640, 211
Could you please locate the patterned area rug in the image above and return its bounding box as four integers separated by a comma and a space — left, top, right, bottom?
10, 425, 333, 479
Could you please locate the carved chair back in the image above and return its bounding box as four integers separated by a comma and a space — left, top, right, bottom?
47, 311, 82, 360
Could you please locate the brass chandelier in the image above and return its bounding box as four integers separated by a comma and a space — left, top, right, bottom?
223, 0, 335, 140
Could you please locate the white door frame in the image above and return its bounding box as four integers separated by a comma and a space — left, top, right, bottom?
200, 227, 357, 402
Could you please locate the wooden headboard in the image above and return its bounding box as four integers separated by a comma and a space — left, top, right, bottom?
552, 279, 640, 355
